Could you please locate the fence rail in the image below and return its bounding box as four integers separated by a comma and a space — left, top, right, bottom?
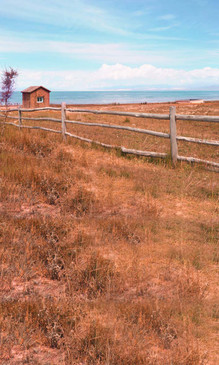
0, 103, 218, 168
2, 106, 219, 122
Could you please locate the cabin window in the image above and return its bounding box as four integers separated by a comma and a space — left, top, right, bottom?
37, 96, 44, 103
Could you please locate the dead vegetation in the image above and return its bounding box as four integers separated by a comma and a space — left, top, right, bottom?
0, 102, 218, 364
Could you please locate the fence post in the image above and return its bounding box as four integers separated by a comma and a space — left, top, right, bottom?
61, 102, 66, 141
169, 106, 178, 166
18, 106, 22, 129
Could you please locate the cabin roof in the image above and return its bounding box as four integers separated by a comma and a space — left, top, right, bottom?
21, 86, 51, 93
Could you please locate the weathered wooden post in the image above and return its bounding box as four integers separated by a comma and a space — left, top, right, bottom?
18, 106, 22, 129
61, 102, 66, 141
169, 106, 178, 166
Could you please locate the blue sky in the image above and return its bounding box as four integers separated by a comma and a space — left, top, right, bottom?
0, 0, 219, 90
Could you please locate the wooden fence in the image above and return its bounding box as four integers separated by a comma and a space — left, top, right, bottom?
0, 103, 219, 168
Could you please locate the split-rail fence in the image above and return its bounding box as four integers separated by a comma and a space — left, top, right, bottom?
0, 103, 219, 168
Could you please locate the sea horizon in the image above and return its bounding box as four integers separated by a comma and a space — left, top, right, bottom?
9, 90, 219, 105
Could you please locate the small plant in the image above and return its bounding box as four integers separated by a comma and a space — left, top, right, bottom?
124, 117, 130, 123
64, 187, 96, 216
1, 67, 18, 106
70, 253, 116, 298
1, 67, 18, 134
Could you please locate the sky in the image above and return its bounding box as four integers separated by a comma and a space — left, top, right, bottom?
0, 0, 219, 90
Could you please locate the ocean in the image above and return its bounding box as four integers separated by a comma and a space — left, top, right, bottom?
9, 90, 219, 105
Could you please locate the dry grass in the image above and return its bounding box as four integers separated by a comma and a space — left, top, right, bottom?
0, 102, 218, 364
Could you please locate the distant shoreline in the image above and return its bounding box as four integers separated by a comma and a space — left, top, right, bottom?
1, 99, 219, 111
1, 99, 219, 109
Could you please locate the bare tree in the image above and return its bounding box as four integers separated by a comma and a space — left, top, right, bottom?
1, 67, 18, 106
0, 67, 18, 134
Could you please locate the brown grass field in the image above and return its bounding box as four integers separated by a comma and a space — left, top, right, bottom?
0, 101, 218, 364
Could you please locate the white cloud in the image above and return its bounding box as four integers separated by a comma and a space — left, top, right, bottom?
0, 0, 126, 36
0, 1, 183, 41
158, 14, 176, 21
0, 0, 160, 39
149, 24, 179, 32
133, 9, 152, 17
11, 64, 219, 91
0, 35, 189, 65
2, 32, 217, 70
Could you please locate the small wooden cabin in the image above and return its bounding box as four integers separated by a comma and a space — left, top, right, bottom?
22, 86, 50, 108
